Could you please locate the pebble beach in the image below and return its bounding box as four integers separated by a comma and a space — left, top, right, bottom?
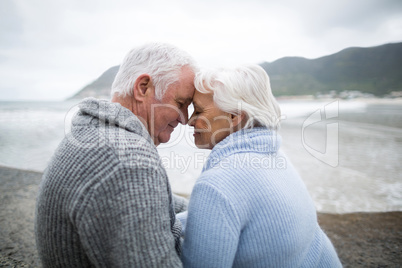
0, 165, 401, 267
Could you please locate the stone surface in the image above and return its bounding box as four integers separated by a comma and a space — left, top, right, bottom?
0, 166, 401, 267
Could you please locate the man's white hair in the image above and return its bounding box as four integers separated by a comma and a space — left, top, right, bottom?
111, 43, 198, 100
195, 65, 281, 129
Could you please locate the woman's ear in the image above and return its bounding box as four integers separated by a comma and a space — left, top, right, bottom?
133, 74, 153, 102
231, 112, 245, 130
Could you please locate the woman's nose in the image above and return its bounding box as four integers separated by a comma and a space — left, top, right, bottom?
188, 111, 196, 127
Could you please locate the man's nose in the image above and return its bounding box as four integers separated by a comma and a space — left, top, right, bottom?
178, 108, 189, 125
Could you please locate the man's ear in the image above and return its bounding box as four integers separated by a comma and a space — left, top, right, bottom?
231, 112, 245, 130
133, 74, 153, 102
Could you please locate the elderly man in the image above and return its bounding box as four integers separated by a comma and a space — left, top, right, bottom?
35, 43, 197, 267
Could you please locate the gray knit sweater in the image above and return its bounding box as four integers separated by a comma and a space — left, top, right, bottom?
35, 98, 187, 267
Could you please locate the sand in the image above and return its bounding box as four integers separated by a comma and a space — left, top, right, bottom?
0, 166, 401, 267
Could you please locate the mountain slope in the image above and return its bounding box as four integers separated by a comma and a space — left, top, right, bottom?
69, 42, 402, 99
68, 66, 119, 99
260, 42, 402, 96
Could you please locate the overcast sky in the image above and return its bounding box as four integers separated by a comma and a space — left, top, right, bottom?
1, 0, 402, 101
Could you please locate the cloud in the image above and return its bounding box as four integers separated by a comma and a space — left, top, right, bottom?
0, 0, 24, 49
0, 0, 401, 100
295, 0, 402, 34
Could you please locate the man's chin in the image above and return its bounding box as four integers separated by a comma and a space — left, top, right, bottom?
156, 132, 172, 145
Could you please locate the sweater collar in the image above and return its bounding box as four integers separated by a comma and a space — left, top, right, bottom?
75, 97, 152, 142
203, 127, 281, 171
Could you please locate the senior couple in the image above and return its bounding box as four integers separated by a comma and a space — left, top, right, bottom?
35, 43, 341, 267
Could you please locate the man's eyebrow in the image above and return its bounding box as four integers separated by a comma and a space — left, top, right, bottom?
177, 97, 193, 103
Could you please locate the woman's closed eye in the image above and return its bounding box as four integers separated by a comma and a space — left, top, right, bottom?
193, 108, 203, 116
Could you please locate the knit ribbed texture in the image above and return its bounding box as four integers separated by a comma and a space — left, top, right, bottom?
35, 98, 187, 267
179, 128, 342, 268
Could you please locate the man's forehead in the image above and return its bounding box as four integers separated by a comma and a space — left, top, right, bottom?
175, 85, 195, 101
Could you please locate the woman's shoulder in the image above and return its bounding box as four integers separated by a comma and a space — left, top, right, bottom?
205, 150, 289, 176
196, 153, 264, 197
199, 154, 248, 183
198, 150, 303, 198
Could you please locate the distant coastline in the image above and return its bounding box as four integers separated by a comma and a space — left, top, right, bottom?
68, 42, 402, 100
277, 95, 402, 104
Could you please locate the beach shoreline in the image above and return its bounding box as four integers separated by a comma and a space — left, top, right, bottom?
277, 96, 402, 104
1, 165, 401, 267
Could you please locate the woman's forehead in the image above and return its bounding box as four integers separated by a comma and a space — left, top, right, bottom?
193, 91, 213, 106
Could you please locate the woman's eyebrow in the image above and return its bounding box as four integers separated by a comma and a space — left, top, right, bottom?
192, 101, 201, 109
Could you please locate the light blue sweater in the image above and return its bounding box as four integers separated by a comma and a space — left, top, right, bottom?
178, 127, 341, 268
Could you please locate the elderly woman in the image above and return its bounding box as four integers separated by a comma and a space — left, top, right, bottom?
177, 65, 341, 267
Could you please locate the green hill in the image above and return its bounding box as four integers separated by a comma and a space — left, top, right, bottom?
68, 66, 119, 99
69, 42, 402, 99
260, 42, 402, 96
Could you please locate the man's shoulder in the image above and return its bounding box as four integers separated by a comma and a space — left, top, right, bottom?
108, 127, 161, 165
67, 119, 159, 161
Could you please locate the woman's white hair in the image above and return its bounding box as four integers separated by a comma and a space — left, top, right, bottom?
111, 43, 198, 100
195, 64, 281, 129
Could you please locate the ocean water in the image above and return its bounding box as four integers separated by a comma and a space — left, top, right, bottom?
0, 99, 401, 213
278, 100, 402, 213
